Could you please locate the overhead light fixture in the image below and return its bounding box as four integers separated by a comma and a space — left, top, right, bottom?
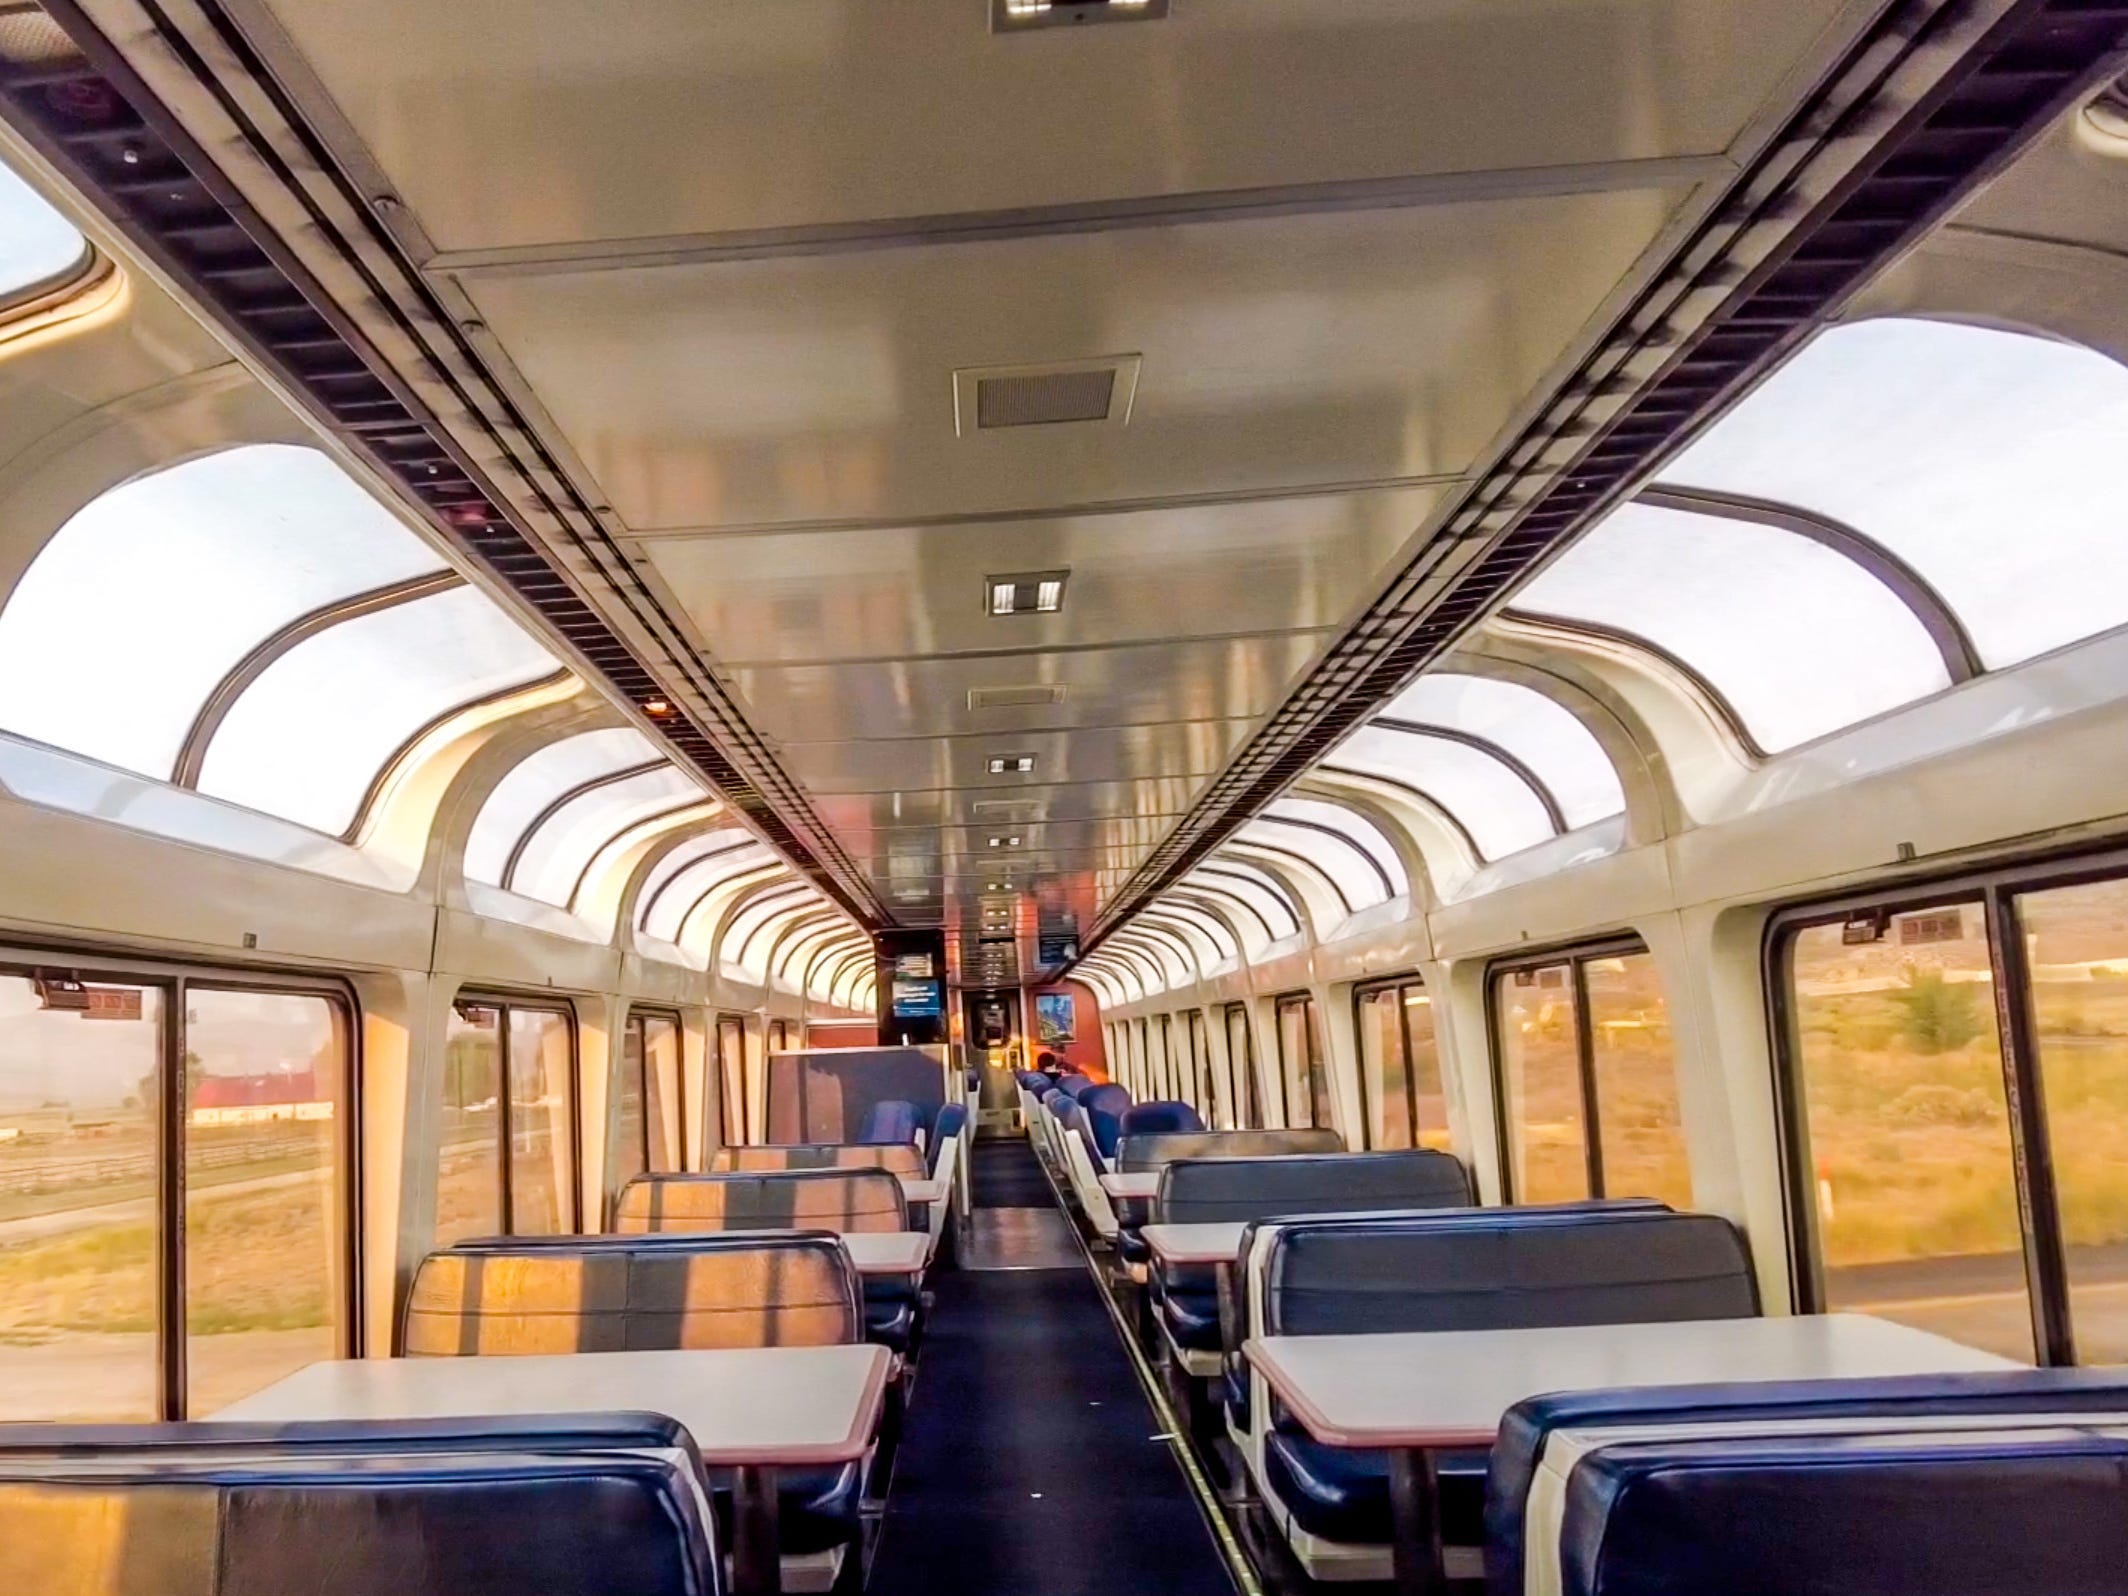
642, 697, 673, 717
985, 570, 1069, 616
986, 753, 1037, 775
987, 835, 1022, 848
994, 0, 1166, 31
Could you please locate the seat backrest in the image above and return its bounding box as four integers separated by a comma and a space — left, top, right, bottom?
1056, 1073, 1095, 1098
929, 1102, 968, 1176
858, 1098, 920, 1145
1121, 1101, 1207, 1139
1118, 1127, 1343, 1173
1158, 1149, 1472, 1224
1486, 1367, 2128, 1596
403, 1233, 862, 1354
1263, 1210, 1757, 1337
1551, 1425, 2128, 1596
0, 1418, 719, 1596
1052, 1094, 1106, 1174
712, 1142, 925, 1179
1080, 1083, 1133, 1159
615, 1169, 909, 1234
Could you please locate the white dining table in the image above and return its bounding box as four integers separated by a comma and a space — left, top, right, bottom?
1141, 1221, 1245, 1265
1246, 1314, 2014, 1596
221, 1344, 892, 1596
1098, 1171, 1161, 1201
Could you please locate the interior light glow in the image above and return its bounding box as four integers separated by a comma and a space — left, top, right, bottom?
986, 753, 1036, 774
1034, 580, 1063, 611
989, 581, 1017, 615
987, 835, 1022, 848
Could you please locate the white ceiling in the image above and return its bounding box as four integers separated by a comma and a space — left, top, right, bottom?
244, 0, 1870, 975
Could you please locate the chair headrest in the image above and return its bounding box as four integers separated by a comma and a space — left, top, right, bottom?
1120, 1101, 1206, 1137
1118, 1127, 1343, 1172
1158, 1148, 1472, 1222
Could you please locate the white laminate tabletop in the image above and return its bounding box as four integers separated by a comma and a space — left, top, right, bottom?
899, 1177, 947, 1206
1099, 1172, 1161, 1200
1245, 1314, 2017, 1449
716, 1229, 930, 1275
218, 1345, 894, 1466
1142, 1222, 1246, 1264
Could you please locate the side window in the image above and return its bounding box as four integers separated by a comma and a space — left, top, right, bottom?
641, 1012, 682, 1173
1493, 945, 1690, 1207
1357, 979, 1449, 1151
1781, 904, 2028, 1361
438, 995, 579, 1245
0, 965, 353, 1422
715, 1015, 747, 1147
611, 1015, 651, 1212
1276, 993, 1331, 1131
1225, 1003, 1262, 1128
1188, 1010, 1217, 1124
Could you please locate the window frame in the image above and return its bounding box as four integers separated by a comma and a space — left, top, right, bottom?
714, 1012, 750, 1148
1224, 1001, 1262, 1128
0, 945, 360, 1420
1353, 973, 1443, 1151
450, 990, 583, 1238
612, 1005, 683, 1220
1486, 935, 1666, 1204
1759, 844, 2128, 1366
1273, 990, 1331, 1131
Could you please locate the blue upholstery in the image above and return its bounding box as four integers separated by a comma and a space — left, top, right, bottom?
1486, 1367, 2128, 1596
1263, 1428, 1490, 1549
1118, 1127, 1342, 1174
1153, 1152, 1476, 1355
1256, 1209, 1754, 1552
1081, 1084, 1134, 1159
1028, 1076, 1058, 1099
1056, 1073, 1096, 1098
0, 1417, 718, 1595
858, 1098, 920, 1145
716, 1461, 862, 1557
1558, 1428, 2128, 1596
929, 1102, 967, 1175
1121, 1101, 1206, 1137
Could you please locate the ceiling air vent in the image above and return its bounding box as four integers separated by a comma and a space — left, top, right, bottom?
953, 356, 1140, 436
968, 684, 1067, 711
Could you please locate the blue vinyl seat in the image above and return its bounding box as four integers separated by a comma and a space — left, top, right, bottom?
929, 1101, 967, 1176
1485, 1366, 2128, 1596
1255, 1208, 1754, 1557
1080, 1083, 1134, 1162
857, 1098, 920, 1145
1056, 1073, 1096, 1098
1551, 1425, 2128, 1596
0, 1416, 719, 1595
1120, 1101, 1206, 1138
1152, 1150, 1475, 1360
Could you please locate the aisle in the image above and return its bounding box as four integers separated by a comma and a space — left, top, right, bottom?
865, 1139, 1237, 1596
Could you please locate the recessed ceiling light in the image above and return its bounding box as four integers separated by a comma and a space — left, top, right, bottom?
985, 570, 1068, 616
642, 697, 673, 716
986, 753, 1037, 775
987, 835, 1022, 848
994, 0, 1165, 31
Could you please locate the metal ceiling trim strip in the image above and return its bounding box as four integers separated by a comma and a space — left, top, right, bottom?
1081, 0, 2128, 955
0, 0, 888, 927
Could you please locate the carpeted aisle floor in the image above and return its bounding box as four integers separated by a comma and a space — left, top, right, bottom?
864, 1139, 1237, 1596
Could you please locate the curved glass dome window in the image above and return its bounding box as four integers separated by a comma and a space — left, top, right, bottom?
1513, 499, 1949, 754
0, 445, 447, 784
198, 583, 557, 835
501, 764, 708, 909
637, 831, 774, 943
0, 159, 89, 303
1187, 858, 1304, 942
1329, 723, 1560, 860
1659, 317, 2128, 671
465, 729, 663, 888
1376, 673, 1623, 829
1240, 799, 1399, 914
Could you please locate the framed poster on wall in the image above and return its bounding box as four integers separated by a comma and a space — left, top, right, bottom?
1035, 991, 1076, 1046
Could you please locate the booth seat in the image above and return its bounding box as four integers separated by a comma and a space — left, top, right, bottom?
1080, 1083, 1134, 1163
1247, 1208, 1753, 1580
858, 1098, 921, 1146
1051, 1095, 1120, 1238
1548, 1424, 2128, 1596
0, 1416, 718, 1596
1056, 1073, 1096, 1098
1117, 1127, 1343, 1175
1151, 1150, 1476, 1369
618, 1169, 911, 1234
1486, 1366, 2128, 1596
399, 1234, 871, 1560
1120, 1101, 1205, 1139
714, 1143, 926, 1179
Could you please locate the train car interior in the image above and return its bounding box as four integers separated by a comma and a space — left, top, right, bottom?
4, 2, 2128, 1593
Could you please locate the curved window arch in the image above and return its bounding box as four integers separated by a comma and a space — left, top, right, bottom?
0, 159, 90, 306
778, 920, 846, 988
466, 728, 662, 887
198, 584, 556, 835
1149, 899, 1241, 965
499, 765, 707, 908
0, 445, 450, 788
1168, 886, 1270, 960
1326, 724, 1562, 860
1105, 938, 1173, 996
718, 883, 817, 976
1267, 796, 1408, 900
639, 834, 774, 943
1127, 920, 1204, 985
1375, 673, 1623, 829
1659, 317, 2128, 671
1512, 499, 1947, 754
1239, 798, 1404, 915
1190, 859, 1304, 942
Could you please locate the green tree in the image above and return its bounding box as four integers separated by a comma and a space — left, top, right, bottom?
1891, 966, 1985, 1055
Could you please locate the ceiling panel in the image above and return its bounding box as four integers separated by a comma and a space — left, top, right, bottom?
736, 634, 1326, 742
778, 720, 1251, 795
251, 0, 1845, 252
459, 188, 1689, 531
632, 487, 1443, 661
